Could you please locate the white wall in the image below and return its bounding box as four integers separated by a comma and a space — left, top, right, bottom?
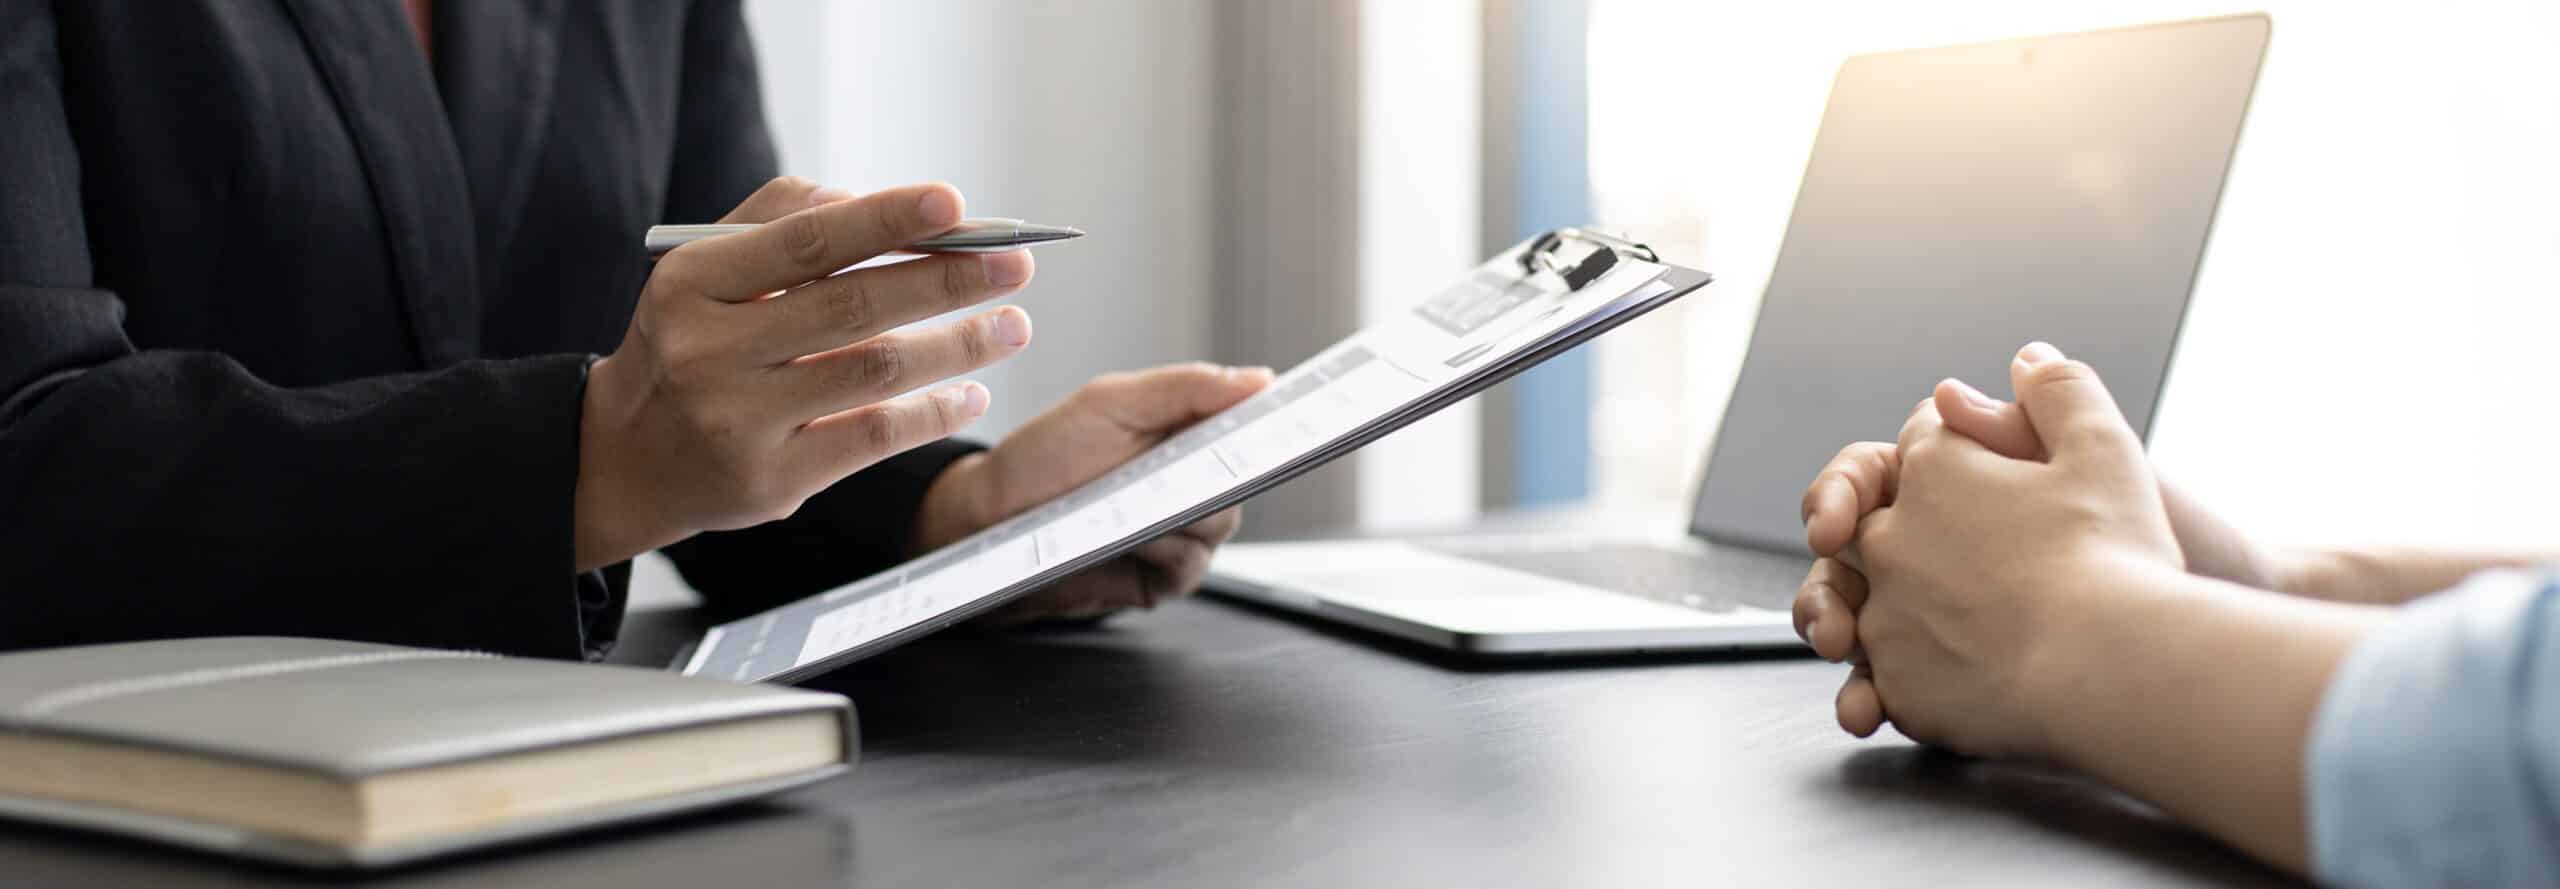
1586, 0, 2560, 551
750, 0, 1483, 534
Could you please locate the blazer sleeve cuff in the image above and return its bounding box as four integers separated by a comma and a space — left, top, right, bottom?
388, 353, 630, 659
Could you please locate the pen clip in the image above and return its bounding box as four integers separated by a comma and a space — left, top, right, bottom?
1520, 228, 1659, 291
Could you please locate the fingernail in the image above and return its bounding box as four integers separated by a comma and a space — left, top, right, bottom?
981, 251, 1032, 287
992, 308, 1032, 347
938, 382, 989, 417
1226, 365, 1274, 381
917, 186, 963, 228
808, 186, 855, 207
1802, 618, 1821, 647
1947, 377, 2002, 411
2017, 341, 2063, 367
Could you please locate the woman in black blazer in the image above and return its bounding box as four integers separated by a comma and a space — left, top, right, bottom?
0, 0, 1258, 658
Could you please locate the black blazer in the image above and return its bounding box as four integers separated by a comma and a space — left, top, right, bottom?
0, 0, 975, 659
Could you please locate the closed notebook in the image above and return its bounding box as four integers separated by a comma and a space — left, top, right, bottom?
0, 636, 855, 868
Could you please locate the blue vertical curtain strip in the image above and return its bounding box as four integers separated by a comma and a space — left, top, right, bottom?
1506, 0, 1593, 506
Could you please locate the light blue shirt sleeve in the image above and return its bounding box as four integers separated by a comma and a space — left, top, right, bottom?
2309, 566, 2560, 888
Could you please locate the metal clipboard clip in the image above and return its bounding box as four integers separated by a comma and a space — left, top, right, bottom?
1519, 227, 1660, 292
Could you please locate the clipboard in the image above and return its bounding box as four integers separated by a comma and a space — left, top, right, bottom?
678, 230, 1712, 683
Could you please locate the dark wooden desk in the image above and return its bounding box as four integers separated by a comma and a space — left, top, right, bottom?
0, 599, 2295, 888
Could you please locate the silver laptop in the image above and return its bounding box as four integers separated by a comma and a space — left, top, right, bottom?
1205, 14, 2270, 656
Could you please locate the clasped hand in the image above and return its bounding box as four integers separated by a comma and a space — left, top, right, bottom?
1790, 342, 2192, 757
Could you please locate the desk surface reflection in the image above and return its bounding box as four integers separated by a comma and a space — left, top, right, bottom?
0, 598, 2293, 888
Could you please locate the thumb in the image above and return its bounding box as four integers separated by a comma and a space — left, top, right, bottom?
1074, 362, 1274, 435
1931, 378, 2045, 461
2007, 342, 2143, 467
975, 363, 1276, 517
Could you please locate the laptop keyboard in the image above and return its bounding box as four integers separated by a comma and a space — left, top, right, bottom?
1420, 541, 1804, 613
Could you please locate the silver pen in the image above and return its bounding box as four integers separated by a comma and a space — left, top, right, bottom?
645, 217, 1084, 258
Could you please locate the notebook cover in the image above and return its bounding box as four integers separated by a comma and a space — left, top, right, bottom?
0, 636, 855, 867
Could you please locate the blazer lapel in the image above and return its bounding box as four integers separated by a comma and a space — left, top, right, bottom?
432, 0, 565, 273
278, 0, 483, 366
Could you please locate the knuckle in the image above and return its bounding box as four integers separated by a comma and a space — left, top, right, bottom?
743, 177, 813, 213
2060, 421, 2121, 453
957, 318, 992, 366
1806, 469, 1840, 504
940, 254, 979, 301
1823, 467, 1864, 502
855, 407, 906, 453
2032, 359, 2100, 386
1850, 442, 1895, 477
1817, 466, 1875, 516
925, 392, 965, 436
868, 193, 913, 243
1828, 442, 1875, 470
854, 339, 906, 387
647, 258, 710, 302
778, 212, 831, 267
833, 276, 876, 334
1901, 430, 1947, 463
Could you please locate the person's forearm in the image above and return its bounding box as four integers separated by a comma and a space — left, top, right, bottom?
2028, 560, 2388, 875
2153, 480, 2553, 604
2273, 545, 2557, 605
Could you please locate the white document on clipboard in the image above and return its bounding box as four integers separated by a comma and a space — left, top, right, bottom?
681, 230, 1712, 683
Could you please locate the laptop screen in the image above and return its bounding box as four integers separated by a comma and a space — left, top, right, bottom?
1691, 15, 2269, 553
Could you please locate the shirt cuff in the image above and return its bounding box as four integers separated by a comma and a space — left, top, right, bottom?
2307, 566, 2560, 888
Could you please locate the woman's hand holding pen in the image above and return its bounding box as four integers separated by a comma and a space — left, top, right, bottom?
574, 178, 1036, 572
